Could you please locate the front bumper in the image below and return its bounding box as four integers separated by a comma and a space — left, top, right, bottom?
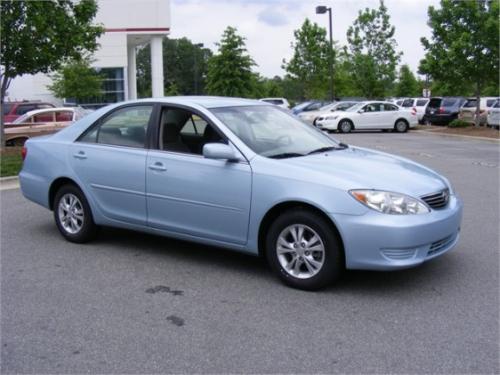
331, 195, 463, 270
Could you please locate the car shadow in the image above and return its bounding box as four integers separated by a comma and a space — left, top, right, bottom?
34, 222, 457, 293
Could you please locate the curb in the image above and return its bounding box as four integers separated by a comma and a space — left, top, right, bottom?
414, 130, 500, 143
0, 175, 20, 191
0, 176, 19, 182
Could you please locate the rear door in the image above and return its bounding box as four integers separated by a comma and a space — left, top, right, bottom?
70, 104, 154, 226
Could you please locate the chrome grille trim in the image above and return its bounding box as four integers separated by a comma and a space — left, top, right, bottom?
421, 188, 450, 209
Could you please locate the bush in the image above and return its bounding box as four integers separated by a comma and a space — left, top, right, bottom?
448, 119, 471, 128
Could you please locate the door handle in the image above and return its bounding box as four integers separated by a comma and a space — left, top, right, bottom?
73, 151, 87, 159
148, 162, 167, 172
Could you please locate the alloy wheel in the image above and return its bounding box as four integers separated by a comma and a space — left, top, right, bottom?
276, 224, 325, 279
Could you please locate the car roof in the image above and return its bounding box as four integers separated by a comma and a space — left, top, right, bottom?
133, 96, 269, 109
22, 107, 78, 117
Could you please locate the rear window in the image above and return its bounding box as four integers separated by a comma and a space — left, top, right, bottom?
463, 99, 477, 108
442, 98, 458, 107
416, 99, 429, 106
2, 103, 12, 115
263, 99, 283, 105
428, 98, 442, 108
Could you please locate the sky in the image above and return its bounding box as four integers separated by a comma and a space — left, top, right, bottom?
169, 0, 441, 78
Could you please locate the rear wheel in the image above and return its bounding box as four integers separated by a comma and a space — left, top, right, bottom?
54, 184, 97, 243
394, 119, 409, 133
338, 119, 353, 133
265, 208, 343, 290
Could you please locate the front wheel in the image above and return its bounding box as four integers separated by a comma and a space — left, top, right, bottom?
54, 184, 97, 243
338, 120, 353, 133
265, 209, 343, 290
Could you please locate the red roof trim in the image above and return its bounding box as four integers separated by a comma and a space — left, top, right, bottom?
106, 27, 170, 32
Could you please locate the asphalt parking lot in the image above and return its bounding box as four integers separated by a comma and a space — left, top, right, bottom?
1, 131, 499, 374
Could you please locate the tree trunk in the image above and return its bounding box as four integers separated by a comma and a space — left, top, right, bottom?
0, 74, 12, 149
474, 82, 481, 128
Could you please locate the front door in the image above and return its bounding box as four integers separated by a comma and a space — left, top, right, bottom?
146, 106, 252, 245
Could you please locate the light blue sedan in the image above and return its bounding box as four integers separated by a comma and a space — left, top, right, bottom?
19, 97, 463, 290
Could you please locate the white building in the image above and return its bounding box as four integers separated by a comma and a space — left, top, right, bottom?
6, 0, 170, 108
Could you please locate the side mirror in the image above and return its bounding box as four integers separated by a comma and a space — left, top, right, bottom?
330, 109, 336, 112
358, 109, 365, 114
203, 143, 240, 161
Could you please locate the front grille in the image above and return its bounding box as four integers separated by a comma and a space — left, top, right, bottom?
427, 233, 457, 257
421, 188, 449, 209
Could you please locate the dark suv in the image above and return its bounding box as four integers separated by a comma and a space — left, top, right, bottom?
424, 97, 467, 125
3, 101, 55, 123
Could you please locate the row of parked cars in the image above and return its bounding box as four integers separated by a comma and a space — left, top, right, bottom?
390, 96, 500, 128
2, 101, 89, 146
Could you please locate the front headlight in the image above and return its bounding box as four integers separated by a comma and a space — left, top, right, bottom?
350, 190, 430, 215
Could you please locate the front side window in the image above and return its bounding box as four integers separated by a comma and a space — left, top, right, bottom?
486, 99, 498, 107
80, 105, 152, 148
34, 112, 55, 123
159, 107, 225, 155
463, 99, 477, 108
211, 105, 340, 158
16, 105, 36, 115
363, 103, 383, 112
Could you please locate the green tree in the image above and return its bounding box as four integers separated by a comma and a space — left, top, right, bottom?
346, 0, 401, 98
395, 65, 420, 97
282, 19, 331, 100
206, 26, 256, 97
48, 58, 102, 102
136, 37, 212, 97
0, 0, 104, 146
419, 0, 499, 126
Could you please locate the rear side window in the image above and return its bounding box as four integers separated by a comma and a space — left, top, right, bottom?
384, 104, 398, 111
463, 99, 477, 108
486, 99, 498, 107
494, 101, 500, 108
428, 98, 442, 108
33, 112, 55, 123
416, 99, 429, 106
402, 99, 414, 107
442, 98, 458, 107
16, 105, 36, 115
80, 105, 153, 148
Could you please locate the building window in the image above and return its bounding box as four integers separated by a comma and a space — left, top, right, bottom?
66, 67, 125, 109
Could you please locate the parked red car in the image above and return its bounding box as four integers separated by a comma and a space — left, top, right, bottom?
3, 101, 55, 123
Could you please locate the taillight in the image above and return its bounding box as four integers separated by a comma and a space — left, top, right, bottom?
21, 146, 27, 161
438, 107, 445, 114
411, 107, 417, 115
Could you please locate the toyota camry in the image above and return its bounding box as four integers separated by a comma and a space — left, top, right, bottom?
19, 97, 463, 290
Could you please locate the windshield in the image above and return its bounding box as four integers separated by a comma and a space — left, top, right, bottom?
292, 102, 311, 111
211, 105, 341, 158
13, 113, 31, 124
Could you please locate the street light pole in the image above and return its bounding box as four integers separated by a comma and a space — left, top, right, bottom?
193, 43, 204, 95
316, 5, 334, 102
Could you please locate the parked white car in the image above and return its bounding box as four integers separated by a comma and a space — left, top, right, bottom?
315, 101, 418, 133
298, 101, 359, 125
259, 97, 290, 109
487, 99, 500, 129
400, 98, 430, 124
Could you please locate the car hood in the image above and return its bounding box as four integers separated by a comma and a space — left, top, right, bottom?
275, 146, 448, 197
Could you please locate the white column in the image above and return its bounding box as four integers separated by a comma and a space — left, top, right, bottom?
150, 36, 164, 97
127, 45, 137, 100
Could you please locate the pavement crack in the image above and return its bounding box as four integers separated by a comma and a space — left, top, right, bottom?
145, 285, 184, 296
166, 315, 185, 327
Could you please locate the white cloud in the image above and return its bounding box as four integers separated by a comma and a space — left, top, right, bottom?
170, 0, 440, 78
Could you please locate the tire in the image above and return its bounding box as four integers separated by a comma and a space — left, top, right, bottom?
53, 184, 98, 243
338, 119, 353, 133
265, 208, 343, 290
394, 119, 409, 133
